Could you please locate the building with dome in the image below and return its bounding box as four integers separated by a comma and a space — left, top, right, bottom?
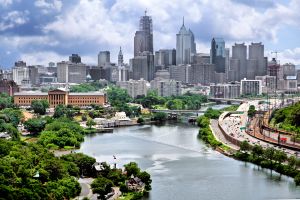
176, 18, 196, 65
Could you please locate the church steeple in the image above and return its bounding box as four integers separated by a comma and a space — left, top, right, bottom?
118, 46, 123, 66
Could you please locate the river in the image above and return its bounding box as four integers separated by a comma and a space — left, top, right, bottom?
79, 122, 300, 200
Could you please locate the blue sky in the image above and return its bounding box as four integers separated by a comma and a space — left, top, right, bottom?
0, 0, 299, 68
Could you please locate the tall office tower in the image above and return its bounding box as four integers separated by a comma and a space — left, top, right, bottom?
192, 53, 210, 64
210, 38, 226, 73
98, 51, 110, 67
118, 47, 124, 66
176, 18, 196, 65
57, 61, 87, 84
169, 64, 191, 84
191, 63, 215, 85
12, 61, 29, 85
249, 42, 267, 76
154, 49, 176, 67
232, 43, 247, 80
225, 48, 230, 81
134, 11, 153, 56
131, 51, 155, 81
69, 54, 81, 63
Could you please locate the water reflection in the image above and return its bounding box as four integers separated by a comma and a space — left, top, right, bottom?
79, 123, 300, 200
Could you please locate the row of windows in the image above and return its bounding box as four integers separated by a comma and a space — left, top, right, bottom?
69, 100, 99, 104
17, 97, 47, 100
69, 97, 101, 100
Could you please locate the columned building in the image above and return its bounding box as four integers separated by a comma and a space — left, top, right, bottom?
14, 89, 106, 108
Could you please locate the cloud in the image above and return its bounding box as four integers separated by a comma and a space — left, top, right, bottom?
279, 48, 300, 65
34, 0, 63, 14
0, 0, 13, 7
0, 10, 29, 31
0, 0, 300, 67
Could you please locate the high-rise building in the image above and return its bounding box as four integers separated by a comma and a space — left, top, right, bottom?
150, 78, 182, 97
240, 78, 262, 95
134, 11, 153, 56
154, 49, 176, 67
193, 53, 210, 64
255, 75, 276, 93
131, 51, 154, 81
117, 79, 149, 98
249, 42, 267, 76
118, 47, 124, 66
232, 43, 247, 80
210, 38, 226, 73
98, 51, 110, 67
169, 64, 191, 84
12, 61, 29, 85
155, 70, 170, 80
210, 83, 240, 99
191, 63, 215, 85
57, 61, 87, 84
69, 54, 81, 63
176, 18, 196, 65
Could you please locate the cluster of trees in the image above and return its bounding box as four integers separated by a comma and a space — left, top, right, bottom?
31, 100, 49, 115
248, 105, 256, 118
91, 162, 151, 199
273, 102, 300, 135
0, 93, 14, 109
70, 82, 105, 93
204, 108, 221, 119
0, 108, 24, 140
151, 112, 167, 123
235, 141, 300, 185
197, 116, 226, 149
53, 105, 81, 119
0, 140, 81, 199
38, 118, 85, 149
135, 90, 207, 110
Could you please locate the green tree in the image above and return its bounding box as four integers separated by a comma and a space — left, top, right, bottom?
91, 177, 113, 199
86, 119, 96, 129
152, 112, 167, 122
204, 108, 221, 119
53, 104, 66, 118
24, 118, 46, 134
197, 116, 210, 128
240, 141, 251, 152
138, 171, 152, 190
31, 100, 49, 115
248, 105, 256, 118
61, 153, 96, 177
124, 162, 140, 177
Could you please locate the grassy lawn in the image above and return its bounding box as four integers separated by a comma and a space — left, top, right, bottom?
117, 192, 135, 200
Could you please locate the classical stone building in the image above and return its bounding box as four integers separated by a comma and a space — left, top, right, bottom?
14, 88, 106, 107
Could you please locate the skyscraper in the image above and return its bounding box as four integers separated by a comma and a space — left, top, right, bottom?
249, 42, 267, 76
210, 38, 226, 73
176, 18, 196, 65
118, 47, 124, 66
232, 43, 247, 80
131, 51, 154, 81
134, 11, 153, 56
98, 51, 110, 67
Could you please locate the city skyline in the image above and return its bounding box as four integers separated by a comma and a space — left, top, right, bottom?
0, 0, 300, 67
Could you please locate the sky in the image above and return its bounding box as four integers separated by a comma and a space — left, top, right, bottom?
0, 0, 300, 68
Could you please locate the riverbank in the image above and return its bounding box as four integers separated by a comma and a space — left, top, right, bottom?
199, 102, 300, 186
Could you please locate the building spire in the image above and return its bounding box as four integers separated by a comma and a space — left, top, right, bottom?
183, 16, 185, 26
145, 9, 147, 16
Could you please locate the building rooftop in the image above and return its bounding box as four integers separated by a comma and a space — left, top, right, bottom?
14, 91, 47, 96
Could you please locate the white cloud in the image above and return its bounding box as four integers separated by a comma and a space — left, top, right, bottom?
34, 0, 62, 14
279, 48, 300, 65
20, 51, 66, 66
0, 0, 13, 7
41, 0, 300, 64
0, 10, 29, 31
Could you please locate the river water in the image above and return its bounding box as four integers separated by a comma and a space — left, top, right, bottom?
79, 122, 300, 200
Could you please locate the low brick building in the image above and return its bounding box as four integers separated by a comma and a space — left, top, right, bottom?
14, 88, 106, 107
